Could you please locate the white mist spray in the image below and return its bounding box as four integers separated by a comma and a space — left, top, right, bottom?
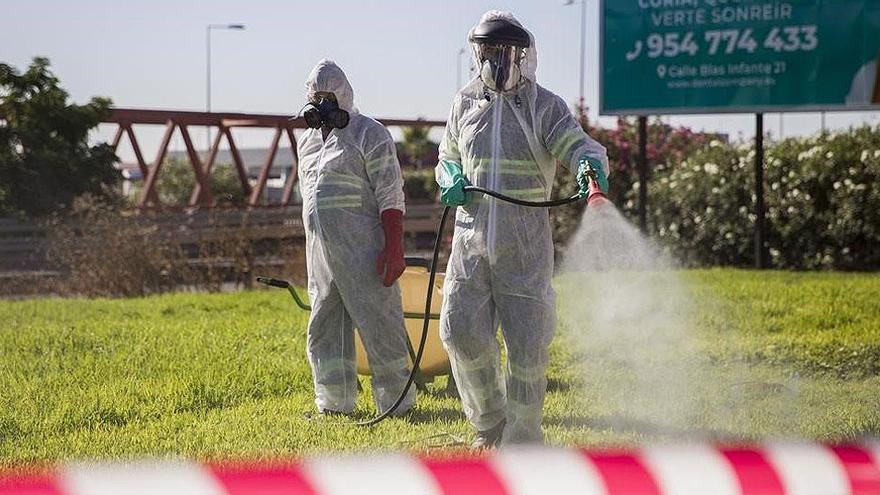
558, 202, 700, 436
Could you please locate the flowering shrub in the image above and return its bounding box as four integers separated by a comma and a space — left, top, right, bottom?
551, 117, 720, 250
646, 125, 880, 270
647, 140, 755, 266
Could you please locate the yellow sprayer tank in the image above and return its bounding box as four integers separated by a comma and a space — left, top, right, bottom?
354, 264, 449, 377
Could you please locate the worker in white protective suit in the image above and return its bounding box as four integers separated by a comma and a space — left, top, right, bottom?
297, 59, 415, 416
435, 11, 609, 448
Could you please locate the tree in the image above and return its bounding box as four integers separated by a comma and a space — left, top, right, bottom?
0, 57, 119, 217
398, 124, 437, 168
149, 157, 247, 206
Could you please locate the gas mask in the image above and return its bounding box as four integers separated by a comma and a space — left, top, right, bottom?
303, 96, 350, 129
475, 44, 525, 93
469, 18, 530, 93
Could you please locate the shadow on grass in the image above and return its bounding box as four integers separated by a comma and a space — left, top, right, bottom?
334, 404, 465, 425
546, 377, 574, 392
544, 413, 742, 441
404, 406, 466, 424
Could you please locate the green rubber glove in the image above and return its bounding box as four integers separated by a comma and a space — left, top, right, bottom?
437, 159, 470, 206
577, 155, 609, 197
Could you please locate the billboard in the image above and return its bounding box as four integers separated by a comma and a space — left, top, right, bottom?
601, 0, 880, 115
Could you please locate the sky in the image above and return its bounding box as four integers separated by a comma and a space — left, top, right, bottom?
3, 0, 879, 160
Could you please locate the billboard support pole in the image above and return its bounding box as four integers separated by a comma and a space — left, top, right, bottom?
638, 115, 648, 233
755, 113, 767, 269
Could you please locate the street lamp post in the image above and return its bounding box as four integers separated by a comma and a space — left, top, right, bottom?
206, 23, 245, 150
565, 0, 588, 119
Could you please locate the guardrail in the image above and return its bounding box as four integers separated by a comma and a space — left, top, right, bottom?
0, 204, 446, 278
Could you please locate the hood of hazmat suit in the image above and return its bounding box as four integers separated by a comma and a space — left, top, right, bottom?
298, 59, 414, 415
435, 11, 609, 444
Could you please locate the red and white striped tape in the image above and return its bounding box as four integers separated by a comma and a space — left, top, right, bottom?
3, 442, 880, 495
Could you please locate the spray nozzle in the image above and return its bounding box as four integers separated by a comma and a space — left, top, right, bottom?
582, 166, 598, 183
577, 167, 596, 199
582, 166, 609, 209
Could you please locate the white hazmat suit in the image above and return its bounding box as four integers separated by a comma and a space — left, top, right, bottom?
298, 60, 415, 415
436, 11, 609, 444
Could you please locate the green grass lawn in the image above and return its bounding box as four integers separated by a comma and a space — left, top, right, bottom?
1, 269, 880, 468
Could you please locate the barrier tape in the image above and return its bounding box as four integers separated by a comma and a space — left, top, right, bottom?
3, 442, 880, 495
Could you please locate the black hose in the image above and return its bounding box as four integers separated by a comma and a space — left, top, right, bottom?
463, 185, 583, 207
359, 186, 585, 426
357, 205, 452, 426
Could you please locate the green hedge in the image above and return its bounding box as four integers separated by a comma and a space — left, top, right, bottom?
635, 125, 880, 270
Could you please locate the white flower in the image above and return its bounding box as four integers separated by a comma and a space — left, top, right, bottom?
791, 189, 800, 197
770, 248, 780, 258
669, 181, 677, 189
694, 215, 702, 224
833, 181, 842, 190
705, 206, 714, 214
711, 187, 720, 194
874, 150, 880, 158
825, 150, 834, 159
709, 139, 723, 148
725, 232, 734, 240
739, 206, 748, 214
771, 182, 779, 191
798, 145, 823, 161
861, 150, 871, 162
703, 163, 719, 174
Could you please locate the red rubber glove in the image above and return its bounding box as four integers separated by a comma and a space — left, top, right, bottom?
376, 209, 406, 287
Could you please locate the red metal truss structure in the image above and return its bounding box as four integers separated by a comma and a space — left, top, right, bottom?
105, 108, 445, 209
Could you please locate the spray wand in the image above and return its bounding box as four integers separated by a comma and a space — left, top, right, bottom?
582, 167, 609, 208
461, 165, 607, 208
